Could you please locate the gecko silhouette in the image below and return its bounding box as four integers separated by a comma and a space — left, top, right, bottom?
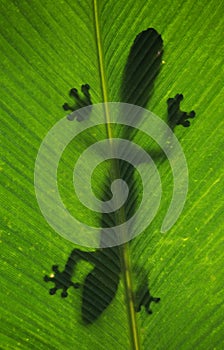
44, 28, 195, 324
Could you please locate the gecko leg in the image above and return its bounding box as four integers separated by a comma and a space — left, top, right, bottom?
135, 284, 160, 314
63, 84, 92, 121
44, 257, 80, 298
167, 93, 195, 129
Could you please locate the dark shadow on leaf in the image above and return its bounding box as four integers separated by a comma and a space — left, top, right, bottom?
45, 27, 166, 324
134, 267, 160, 314
45, 28, 192, 324
121, 27, 163, 108
81, 28, 164, 324
82, 28, 196, 324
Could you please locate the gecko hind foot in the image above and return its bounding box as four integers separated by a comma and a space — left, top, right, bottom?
135, 285, 160, 315
44, 264, 79, 298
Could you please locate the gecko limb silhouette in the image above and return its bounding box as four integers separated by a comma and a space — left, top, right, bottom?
135, 285, 160, 314
44, 248, 120, 324
167, 93, 195, 129
134, 269, 160, 314
44, 251, 80, 298
63, 84, 92, 121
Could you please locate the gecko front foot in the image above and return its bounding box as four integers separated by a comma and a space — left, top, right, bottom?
167, 93, 195, 128
44, 264, 80, 298
63, 84, 92, 121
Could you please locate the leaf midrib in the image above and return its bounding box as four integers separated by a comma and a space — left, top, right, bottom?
93, 1, 141, 349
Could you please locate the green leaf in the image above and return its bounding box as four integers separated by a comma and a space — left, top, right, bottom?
1, 1, 223, 350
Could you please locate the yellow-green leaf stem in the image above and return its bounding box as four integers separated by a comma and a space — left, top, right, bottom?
93, 1, 141, 349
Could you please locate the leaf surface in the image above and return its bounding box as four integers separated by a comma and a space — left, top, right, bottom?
0, 0, 224, 349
